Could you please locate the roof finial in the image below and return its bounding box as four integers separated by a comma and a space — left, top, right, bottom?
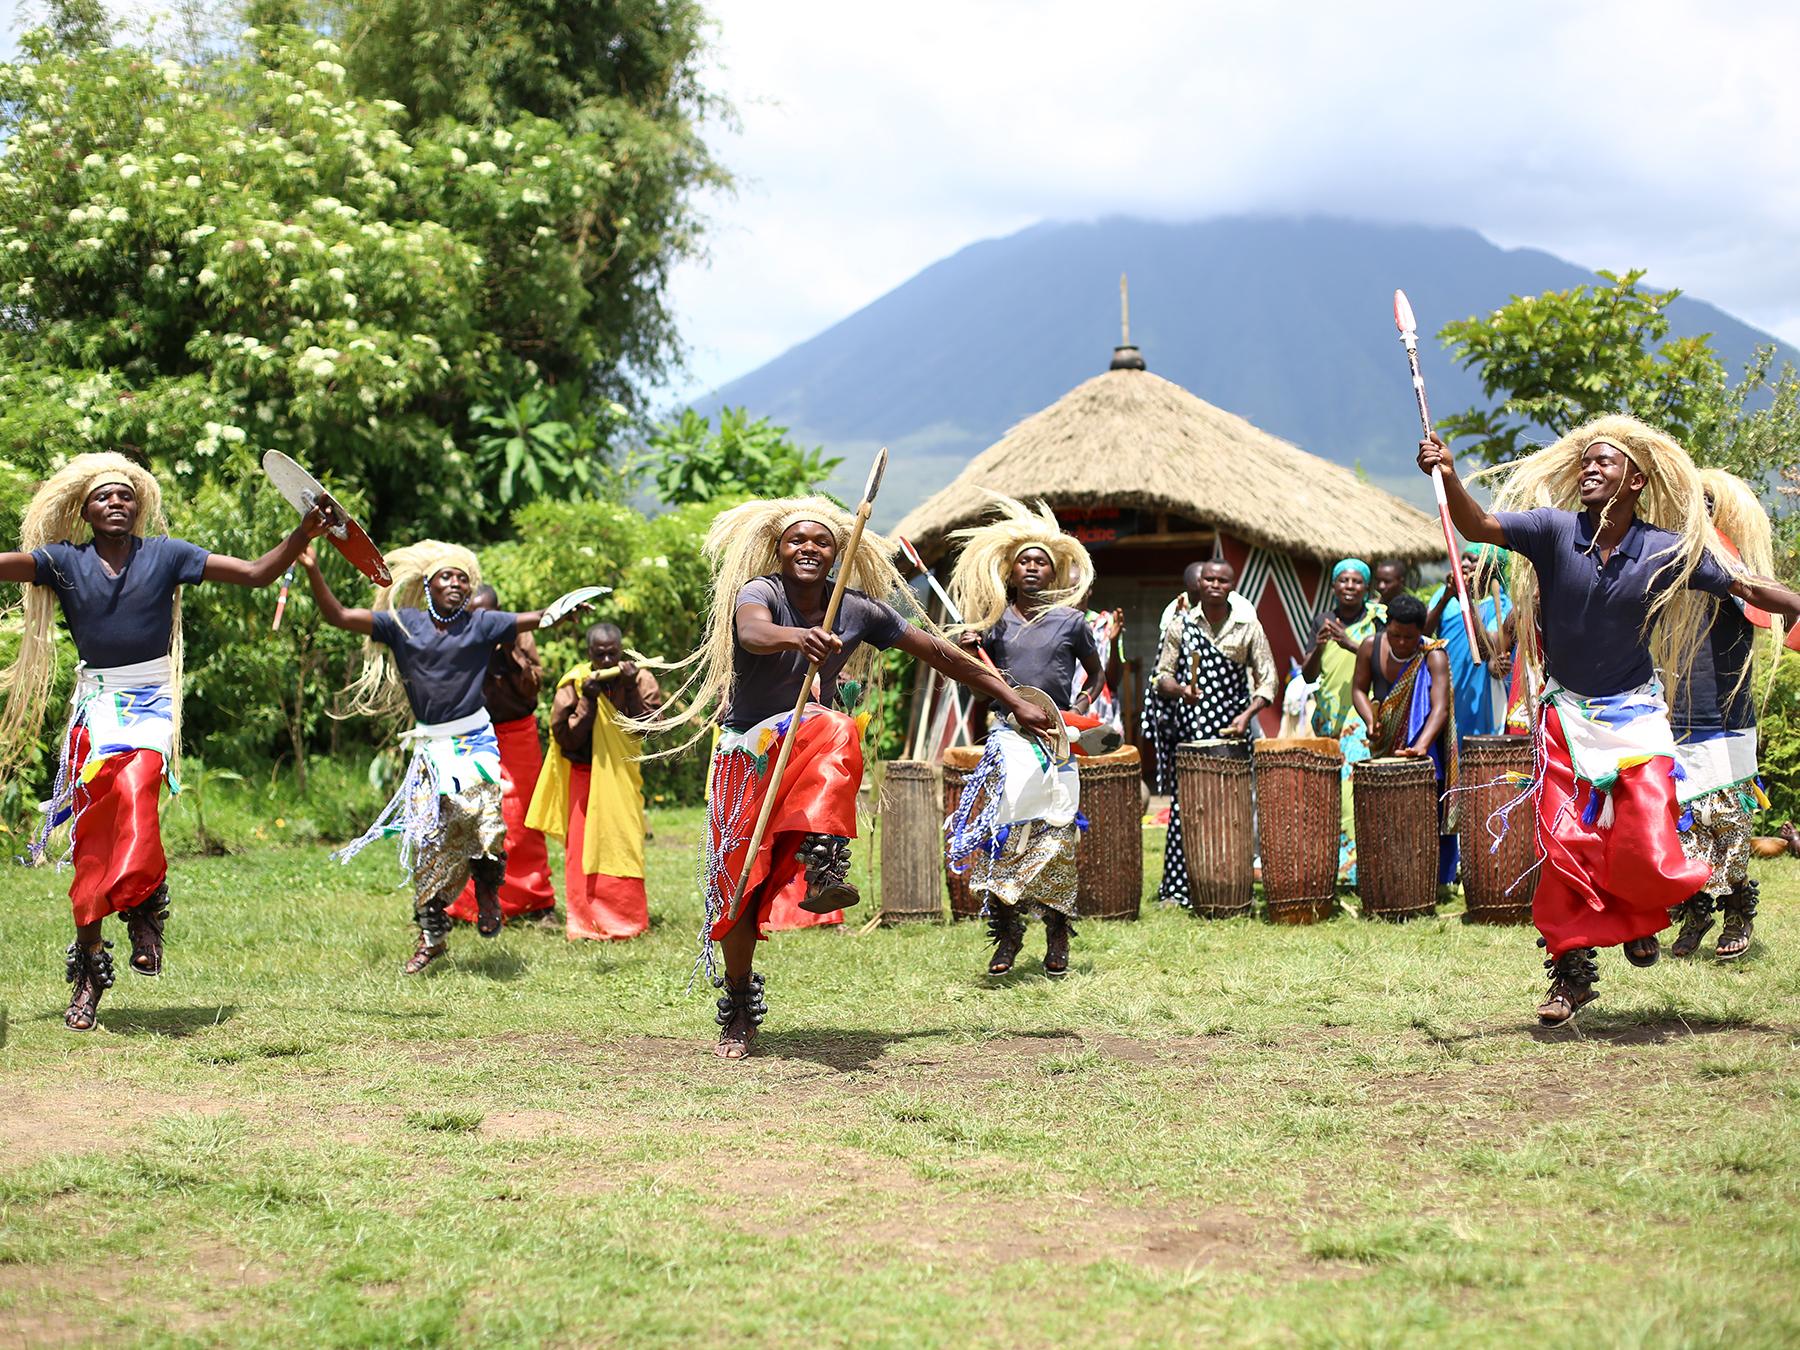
1110, 272, 1145, 371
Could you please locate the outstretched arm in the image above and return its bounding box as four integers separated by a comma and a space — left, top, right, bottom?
1418, 434, 1506, 546
0, 552, 37, 584
1730, 576, 1800, 619
298, 545, 374, 635
894, 625, 1057, 740
203, 505, 332, 587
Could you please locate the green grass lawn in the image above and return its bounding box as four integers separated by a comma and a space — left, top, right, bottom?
1, 801, 1797, 1349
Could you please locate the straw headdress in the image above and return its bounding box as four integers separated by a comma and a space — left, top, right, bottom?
1698, 467, 1785, 704
0, 453, 179, 777
946, 494, 1094, 634
624, 495, 925, 751
344, 540, 482, 721
1472, 413, 1724, 701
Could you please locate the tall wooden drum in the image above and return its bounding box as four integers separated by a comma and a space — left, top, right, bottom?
1253, 737, 1341, 924
941, 745, 985, 921
1351, 756, 1440, 921
1077, 745, 1144, 920
1458, 734, 1537, 925
1175, 739, 1254, 918
878, 760, 944, 924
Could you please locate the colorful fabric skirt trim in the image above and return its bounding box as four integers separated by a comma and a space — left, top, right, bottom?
699, 707, 861, 967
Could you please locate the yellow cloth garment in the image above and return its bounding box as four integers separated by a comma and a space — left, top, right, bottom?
525, 664, 645, 878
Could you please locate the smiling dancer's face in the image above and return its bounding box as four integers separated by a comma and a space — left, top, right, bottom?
779, 522, 837, 586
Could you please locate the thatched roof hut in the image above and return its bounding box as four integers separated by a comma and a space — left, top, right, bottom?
894, 365, 1442, 566
894, 345, 1444, 762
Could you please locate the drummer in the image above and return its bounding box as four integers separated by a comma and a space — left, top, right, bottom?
1152, 559, 1276, 908
1350, 592, 1460, 886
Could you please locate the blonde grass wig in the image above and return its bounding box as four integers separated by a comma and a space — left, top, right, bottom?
0, 454, 179, 777
946, 495, 1094, 635
1698, 467, 1785, 702
344, 540, 482, 722
624, 495, 925, 752
1471, 413, 1722, 701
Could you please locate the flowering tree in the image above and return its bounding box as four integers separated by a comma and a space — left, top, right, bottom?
0, 14, 721, 541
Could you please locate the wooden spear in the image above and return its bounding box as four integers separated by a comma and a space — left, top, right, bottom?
725, 449, 888, 923
1394, 289, 1481, 659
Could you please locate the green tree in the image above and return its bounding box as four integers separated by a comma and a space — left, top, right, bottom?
0, 15, 724, 541
648, 406, 842, 505
311, 0, 732, 404
1436, 269, 1728, 465
1437, 267, 1800, 570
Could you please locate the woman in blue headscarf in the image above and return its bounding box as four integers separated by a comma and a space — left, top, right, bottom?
1301, 559, 1386, 882
1426, 544, 1512, 744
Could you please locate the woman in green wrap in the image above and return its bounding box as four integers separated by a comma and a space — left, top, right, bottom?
1300, 559, 1387, 882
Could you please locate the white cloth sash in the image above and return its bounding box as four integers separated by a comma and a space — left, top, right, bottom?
401, 707, 502, 795
71, 656, 176, 772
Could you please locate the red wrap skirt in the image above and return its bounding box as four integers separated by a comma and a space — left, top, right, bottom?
708, 708, 858, 939
448, 715, 556, 922
65, 727, 168, 927
1533, 704, 1711, 956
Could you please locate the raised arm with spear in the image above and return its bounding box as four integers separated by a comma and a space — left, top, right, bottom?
1394, 290, 1483, 660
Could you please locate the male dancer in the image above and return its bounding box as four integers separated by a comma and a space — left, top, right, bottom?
949, 496, 1101, 974
1666, 469, 1779, 960
304, 542, 586, 972
528, 621, 663, 940
1152, 558, 1275, 908
0, 453, 328, 1030
446, 584, 557, 927
1418, 416, 1800, 1023
624, 495, 1055, 1059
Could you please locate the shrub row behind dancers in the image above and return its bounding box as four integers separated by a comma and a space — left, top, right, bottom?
1418, 416, 1800, 1024
0, 455, 332, 1031
626, 496, 1057, 1059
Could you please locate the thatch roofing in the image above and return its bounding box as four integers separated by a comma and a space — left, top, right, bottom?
893, 367, 1444, 565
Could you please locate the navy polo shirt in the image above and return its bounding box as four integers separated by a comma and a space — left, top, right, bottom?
1494, 507, 1735, 697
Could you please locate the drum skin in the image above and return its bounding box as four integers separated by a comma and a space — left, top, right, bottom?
1176, 740, 1254, 918
1351, 756, 1439, 921
1457, 734, 1537, 925
1253, 738, 1342, 924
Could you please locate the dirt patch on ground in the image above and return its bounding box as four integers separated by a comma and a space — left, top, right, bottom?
0, 1242, 274, 1350
0, 1089, 238, 1170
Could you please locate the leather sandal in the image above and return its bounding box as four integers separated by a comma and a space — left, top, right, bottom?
469, 856, 506, 937
1623, 935, 1660, 968
1043, 911, 1076, 978
713, 971, 766, 1059
1537, 946, 1599, 1026
64, 940, 115, 1032
1669, 895, 1715, 959
797, 834, 859, 914
123, 883, 170, 977
405, 897, 452, 974
1716, 880, 1757, 960
986, 906, 1025, 975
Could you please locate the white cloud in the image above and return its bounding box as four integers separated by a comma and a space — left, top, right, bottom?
670, 0, 1800, 396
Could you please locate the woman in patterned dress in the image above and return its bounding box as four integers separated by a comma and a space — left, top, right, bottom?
1300, 559, 1387, 883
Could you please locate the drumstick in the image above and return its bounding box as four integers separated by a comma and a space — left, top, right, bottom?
271, 564, 294, 631
726, 450, 887, 924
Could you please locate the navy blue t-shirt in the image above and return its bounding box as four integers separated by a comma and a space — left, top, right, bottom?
1671, 599, 1756, 736
1495, 507, 1735, 697
725, 575, 908, 731
980, 605, 1100, 710
370, 607, 519, 724
33, 535, 211, 667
